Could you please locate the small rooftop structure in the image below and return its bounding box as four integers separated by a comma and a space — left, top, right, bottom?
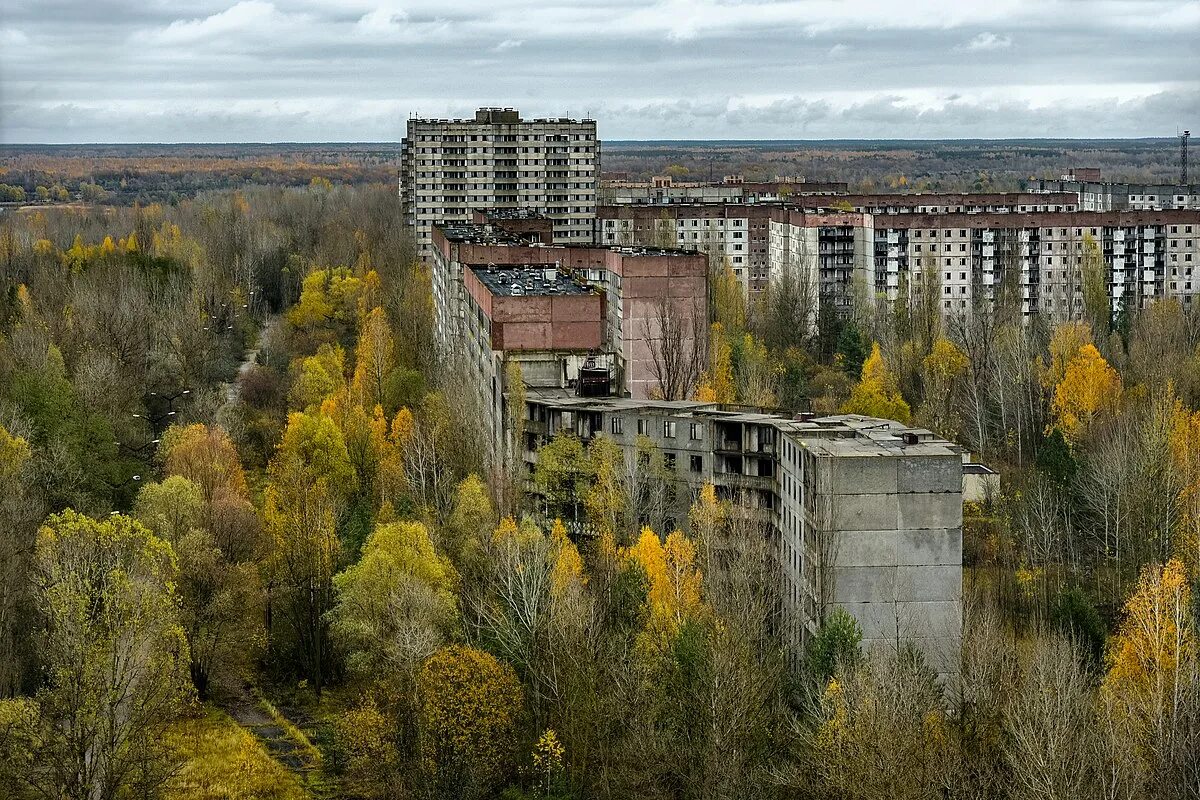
470, 264, 592, 297
481, 208, 548, 221
438, 222, 525, 246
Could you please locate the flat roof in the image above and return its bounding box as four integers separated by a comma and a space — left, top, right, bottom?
471, 264, 592, 297
438, 222, 525, 245
482, 208, 548, 220
520, 395, 964, 456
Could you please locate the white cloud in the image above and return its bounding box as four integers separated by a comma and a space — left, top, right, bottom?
0, 28, 30, 47
493, 38, 523, 51
829, 43, 848, 56
963, 32, 1013, 51
147, 1, 299, 45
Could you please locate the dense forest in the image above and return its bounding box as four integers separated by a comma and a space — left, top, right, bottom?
1, 182, 1199, 800
602, 137, 1188, 191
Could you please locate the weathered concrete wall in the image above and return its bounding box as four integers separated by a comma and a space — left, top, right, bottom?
824, 451, 963, 674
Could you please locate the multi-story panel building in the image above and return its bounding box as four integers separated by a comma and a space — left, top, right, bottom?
600, 175, 849, 206
595, 196, 1070, 301
1036, 179, 1200, 211
430, 221, 708, 403
518, 395, 968, 672
597, 201, 1200, 319
400, 108, 598, 250
872, 211, 1200, 317
597, 204, 873, 303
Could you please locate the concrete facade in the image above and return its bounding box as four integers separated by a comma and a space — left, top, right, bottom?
595, 201, 1200, 319
430, 222, 708, 402
400, 108, 597, 251
519, 395, 969, 673
1036, 178, 1200, 211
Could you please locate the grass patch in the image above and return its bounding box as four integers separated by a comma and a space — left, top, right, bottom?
164, 706, 308, 800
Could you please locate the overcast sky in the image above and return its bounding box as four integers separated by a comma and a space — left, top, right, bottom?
1, 0, 1198, 143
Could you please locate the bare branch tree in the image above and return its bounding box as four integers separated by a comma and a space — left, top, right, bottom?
642, 295, 707, 401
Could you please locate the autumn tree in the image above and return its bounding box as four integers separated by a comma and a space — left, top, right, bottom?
1004, 635, 1109, 800
696, 322, 735, 403
472, 517, 588, 726
711, 261, 746, 335
919, 336, 969, 440
585, 434, 628, 543
1103, 559, 1199, 791
842, 342, 912, 424
803, 647, 951, 800
443, 473, 495, 573
734, 332, 779, 407
533, 431, 587, 524
287, 343, 347, 411
624, 527, 707, 651
159, 423, 248, 502
135, 475, 264, 699
331, 520, 458, 681
1049, 343, 1122, 443
0, 425, 39, 697
12, 511, 193, 800
351, 305, 396, 412
419, 645, 524, 800
263, 411, 354, 695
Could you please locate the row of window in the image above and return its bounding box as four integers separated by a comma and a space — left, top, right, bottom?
610, 416, 706, 441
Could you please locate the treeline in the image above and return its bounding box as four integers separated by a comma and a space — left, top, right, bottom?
602, 138, 1184, 192
0, 183, 1199, 800
0, 144, 403, 205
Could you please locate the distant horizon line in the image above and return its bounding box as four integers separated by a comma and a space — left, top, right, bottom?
0, 135, 1187, 147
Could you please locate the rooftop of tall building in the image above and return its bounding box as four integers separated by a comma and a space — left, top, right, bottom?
470, 264, 593, 297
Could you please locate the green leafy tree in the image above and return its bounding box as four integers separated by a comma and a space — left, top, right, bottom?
836, 321, 870, 378
13, 511, 192, 800
807, 607, 864, 683
533, 431, 587, 524
331, 520, 458, 679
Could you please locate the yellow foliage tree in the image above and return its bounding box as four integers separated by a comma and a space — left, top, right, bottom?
549, 518, 587, 602
288, 343, 347, 411
159, 423, 248, 502
584, 435, 627, 542
351, 306, 395, 411
418, 645, 524, 800
288, 267, 364, 339
1041, 321, 1092, 390
696, 323, 736, 404
1171, 404, 1200, 575
919, 337, 969, 439
1049, 343, 1122, 442
625, 528, 706, 646
841, 343, 912, 424
712, 261, 746, 334
1103, 559, 1197, 759
331, 520, 457, 677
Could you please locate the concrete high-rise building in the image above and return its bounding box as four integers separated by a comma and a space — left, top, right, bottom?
400, 108, 598, 250
1035, 177, 1200, 211
597, 200, 1200, 319
429, 219, 708, 419
516, 395, 972, 673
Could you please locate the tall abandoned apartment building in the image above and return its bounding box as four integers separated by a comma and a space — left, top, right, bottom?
399, 108, 597, 248
600, 196, 1200, 318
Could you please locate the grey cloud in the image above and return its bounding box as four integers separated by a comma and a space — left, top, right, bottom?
1, 0, 1197, 142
